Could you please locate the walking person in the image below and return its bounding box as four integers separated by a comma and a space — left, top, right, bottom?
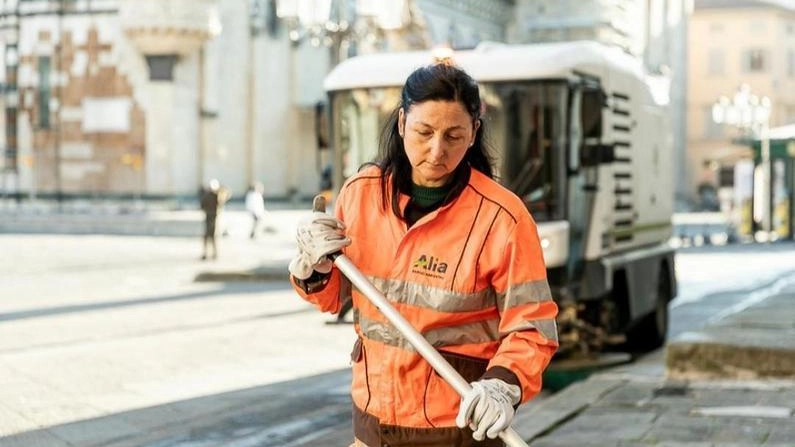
245, 182, 267, 239
318, 163, 334, 204
200, 178, 229, 260
288, 63, 558, 446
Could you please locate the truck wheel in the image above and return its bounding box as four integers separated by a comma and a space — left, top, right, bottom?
627, 267, 670, 352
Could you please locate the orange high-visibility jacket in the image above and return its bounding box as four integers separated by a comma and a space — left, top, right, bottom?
292, 165, 558, 446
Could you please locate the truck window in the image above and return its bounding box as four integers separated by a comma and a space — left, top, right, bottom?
482, 82, 567, 222
581, 89, 603, 141
333, 88, 401, 179
331, 81, 568, 223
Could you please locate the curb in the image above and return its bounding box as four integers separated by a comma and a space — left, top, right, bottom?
666, 333, 795, 379
194, 265, 290, 282
666, 276, 795, 379
513, 377, 625, 442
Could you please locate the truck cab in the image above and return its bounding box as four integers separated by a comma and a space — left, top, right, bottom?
324, 41, 677, 357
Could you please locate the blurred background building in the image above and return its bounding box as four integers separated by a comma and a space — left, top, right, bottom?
688, 0, 795, 239
0, 0, 689, 204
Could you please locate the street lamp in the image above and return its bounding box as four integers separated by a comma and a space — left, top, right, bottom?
275, 0, 406, 51
711, 83, 773, 241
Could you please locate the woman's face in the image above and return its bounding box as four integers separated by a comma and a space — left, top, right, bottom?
398, 100, 480, 187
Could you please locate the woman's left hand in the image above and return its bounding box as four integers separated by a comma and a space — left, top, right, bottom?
455, 378, 521, 441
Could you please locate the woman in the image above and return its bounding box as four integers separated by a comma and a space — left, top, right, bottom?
289, 63, 558, 447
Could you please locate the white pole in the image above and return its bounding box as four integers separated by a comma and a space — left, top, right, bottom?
760, 119, 772, 238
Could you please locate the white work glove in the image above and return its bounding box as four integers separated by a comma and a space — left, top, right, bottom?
288, 212, 351, 280
455, 378, 521, 441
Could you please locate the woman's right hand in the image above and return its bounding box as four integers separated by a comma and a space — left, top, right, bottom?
288, 212, 351, 280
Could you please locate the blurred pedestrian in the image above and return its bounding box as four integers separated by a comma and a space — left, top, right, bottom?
245, 182, 267, 239
318, 164, 333, 204
200, 179, 229, 260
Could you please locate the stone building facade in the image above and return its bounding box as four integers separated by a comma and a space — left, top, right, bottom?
688, 0, 795, 205
0, 0, 514, 200
0, 0, 685, 201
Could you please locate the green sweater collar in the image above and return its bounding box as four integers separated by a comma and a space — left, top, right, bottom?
411, 182, 452, 208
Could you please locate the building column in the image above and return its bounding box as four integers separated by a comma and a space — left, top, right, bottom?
120, 0, 217, 197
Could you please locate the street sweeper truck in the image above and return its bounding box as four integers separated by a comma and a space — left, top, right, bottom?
323, 40, 677, 357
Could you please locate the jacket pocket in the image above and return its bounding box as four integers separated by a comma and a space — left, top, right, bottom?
350, 337, 371, 412
351, 336, 363, 362
423, 351, 489, 427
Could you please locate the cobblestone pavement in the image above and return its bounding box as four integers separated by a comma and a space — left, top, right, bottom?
523, 279, 795, 447
525, 368, 795, 446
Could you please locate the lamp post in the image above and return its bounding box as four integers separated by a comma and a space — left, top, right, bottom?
274, 0, 406, 63
54, 0, 65, 209
711, 83, 773, 241
272, 0, 406, 198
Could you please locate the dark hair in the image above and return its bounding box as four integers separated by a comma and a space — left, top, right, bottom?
378, 63, 493, 218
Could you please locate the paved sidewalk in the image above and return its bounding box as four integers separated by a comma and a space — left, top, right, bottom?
0, 199, 311, 239
0, 200, 311, 281
0, 232, 355, 447
522, 370, 795, 446
519, 280, 795, 447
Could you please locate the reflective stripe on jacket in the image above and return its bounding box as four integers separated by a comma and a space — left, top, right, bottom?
292, 165, 558, 445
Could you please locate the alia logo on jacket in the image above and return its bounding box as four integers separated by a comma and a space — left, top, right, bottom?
412, 254, 448, 279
